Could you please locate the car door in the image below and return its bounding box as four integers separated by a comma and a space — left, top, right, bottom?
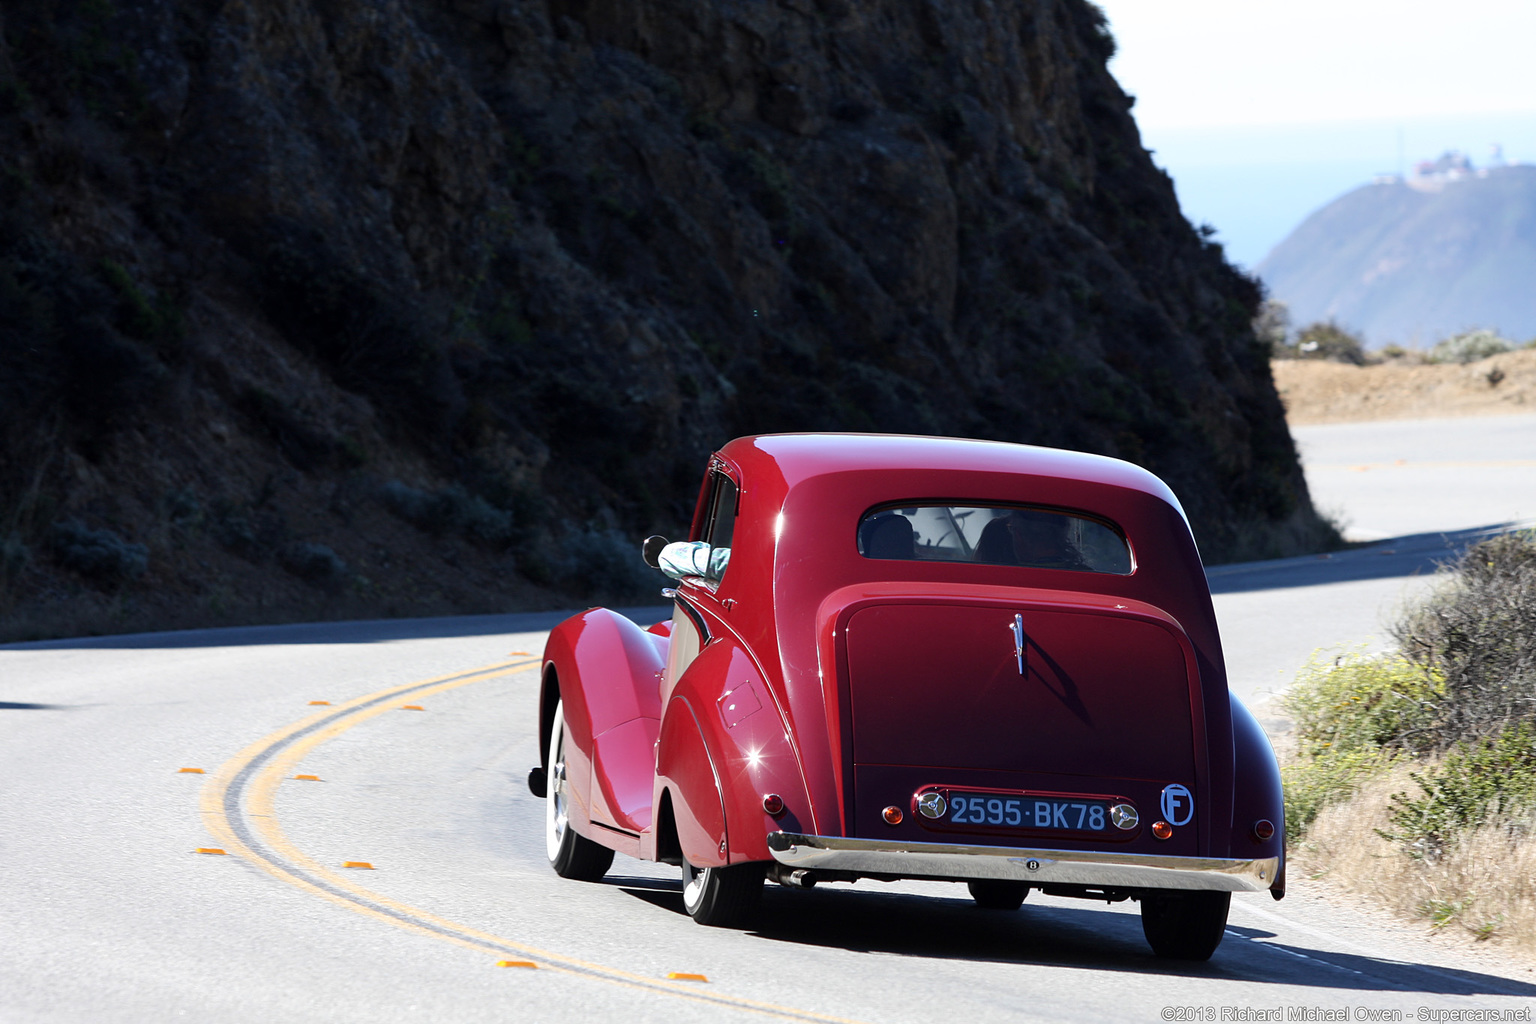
661, 468, 738, 702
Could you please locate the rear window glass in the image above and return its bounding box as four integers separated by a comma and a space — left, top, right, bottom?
857, 505, 1132, 575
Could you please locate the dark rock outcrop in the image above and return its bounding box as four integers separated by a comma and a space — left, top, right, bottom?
0, 0, 1328, 635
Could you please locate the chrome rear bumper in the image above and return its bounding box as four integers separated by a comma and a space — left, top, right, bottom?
765, 832, 1278, 893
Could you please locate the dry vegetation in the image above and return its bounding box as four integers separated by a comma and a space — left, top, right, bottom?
1280, 532, 1536, 954
1301, 765, 1536, 951
1274, 347, 1536, 425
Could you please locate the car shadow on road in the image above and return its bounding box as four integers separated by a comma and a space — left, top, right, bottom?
617, 879, 1536, 996
1205, 523, 1521, 595
0, 606, 674, 650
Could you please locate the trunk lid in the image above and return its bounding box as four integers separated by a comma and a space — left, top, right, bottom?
844, 601, 1199, 837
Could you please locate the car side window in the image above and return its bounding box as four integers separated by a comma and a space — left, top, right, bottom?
700, 473, 738, 582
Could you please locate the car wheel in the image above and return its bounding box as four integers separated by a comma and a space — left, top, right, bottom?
1140, 890, 1231, 960
545, 700, 615, 881
967, 880, 1028, 910
680, 859, 765, 927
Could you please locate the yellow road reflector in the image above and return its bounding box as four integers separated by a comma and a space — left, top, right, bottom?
509, 650, 532, 656
496, 960, 538, 968
400, 705, 424, 711
342, 861, 374, 869
308, 700, 332, 706
666, 972, 709, 982
196, 847, 227, 855
293, 774, 321, 781
177, 767, 205, 774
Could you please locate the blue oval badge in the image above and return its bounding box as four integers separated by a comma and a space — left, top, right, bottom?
1160, 784, 1194, 827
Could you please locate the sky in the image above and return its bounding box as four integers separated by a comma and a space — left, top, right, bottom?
1092, 0, 1536, 267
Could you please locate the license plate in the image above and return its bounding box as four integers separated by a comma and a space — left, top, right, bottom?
944, 791, 1110, 833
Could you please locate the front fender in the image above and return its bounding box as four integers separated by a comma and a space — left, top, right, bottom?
659, 638, 812, 866
1231, 697, 1285, 896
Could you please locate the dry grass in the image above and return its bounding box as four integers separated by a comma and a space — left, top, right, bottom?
1294, 761, 1536, 955
1273, 347, 1536, 425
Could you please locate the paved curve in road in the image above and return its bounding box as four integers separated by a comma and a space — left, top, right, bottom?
4, 415, 1534, 1023
1216, 412, 1536, 706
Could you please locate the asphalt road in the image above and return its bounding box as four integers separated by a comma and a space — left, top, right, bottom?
4, 415, 1535, 1023
1214, 412, 1536, 705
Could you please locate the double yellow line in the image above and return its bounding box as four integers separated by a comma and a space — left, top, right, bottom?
200, 658, 865, 1024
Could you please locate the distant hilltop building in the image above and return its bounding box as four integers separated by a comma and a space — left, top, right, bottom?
1390, 147, 1521, 192
1372, 147, 1521, 191
1416, 149, 1473, 180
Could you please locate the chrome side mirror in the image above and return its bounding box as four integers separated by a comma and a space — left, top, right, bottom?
642, 535, 668, 569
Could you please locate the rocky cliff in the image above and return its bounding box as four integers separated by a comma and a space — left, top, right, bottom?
0, 0, 1329, 638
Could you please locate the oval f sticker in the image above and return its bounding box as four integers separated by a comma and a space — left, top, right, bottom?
1160, 784, 1194, 826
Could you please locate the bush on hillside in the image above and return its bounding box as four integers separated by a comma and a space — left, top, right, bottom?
277, 542, 349, 589
1426, 329, 1515, 365
552, 526, 668, 602
1286, 650, 1441, 759
1284, 531, 1536, 854
1281, 321, 1368, 365
1281, 651, 1439, 840
1393, 531, 1536, 748
50, 519, 148, 584
379, 480, 513, 548
1381, 723, 1536, 861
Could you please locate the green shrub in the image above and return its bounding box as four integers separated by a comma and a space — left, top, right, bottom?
237, 386, 337, 472
1392, 532, 1536, 748
50, 518, 148, 584
1285, 650, 1441, 759
277, 542, 349, 590
1283, 746, 1394, 842
1281, 650, 1437, 841
556, 526, 667, 601
1282, 321, 1367, 365
1381, 723, 1536, 860
1426, 329, 1514, 365
98, 259, 184, 356
1281, 531, 1536, 854
380, 480, 513, 548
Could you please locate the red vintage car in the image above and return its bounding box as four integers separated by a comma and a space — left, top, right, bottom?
529, 434, 1284, 960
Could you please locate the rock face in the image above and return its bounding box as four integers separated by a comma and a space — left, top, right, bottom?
1260, 167, 1536, 346
0, 0, 1327, 635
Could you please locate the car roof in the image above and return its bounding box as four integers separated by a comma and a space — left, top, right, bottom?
720, 433, 1188, 522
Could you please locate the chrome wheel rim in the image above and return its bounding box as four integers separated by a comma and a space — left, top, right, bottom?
545, 705, 570, 861
682, 861, 707, 911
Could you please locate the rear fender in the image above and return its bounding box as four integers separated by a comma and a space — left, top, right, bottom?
654, 701, 728, 868
1231, 697, 1285, 895
540, 609, 667, 836
657, 638, 810, 866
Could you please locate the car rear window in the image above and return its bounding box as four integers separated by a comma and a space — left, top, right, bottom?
857, 505, 1133, 575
